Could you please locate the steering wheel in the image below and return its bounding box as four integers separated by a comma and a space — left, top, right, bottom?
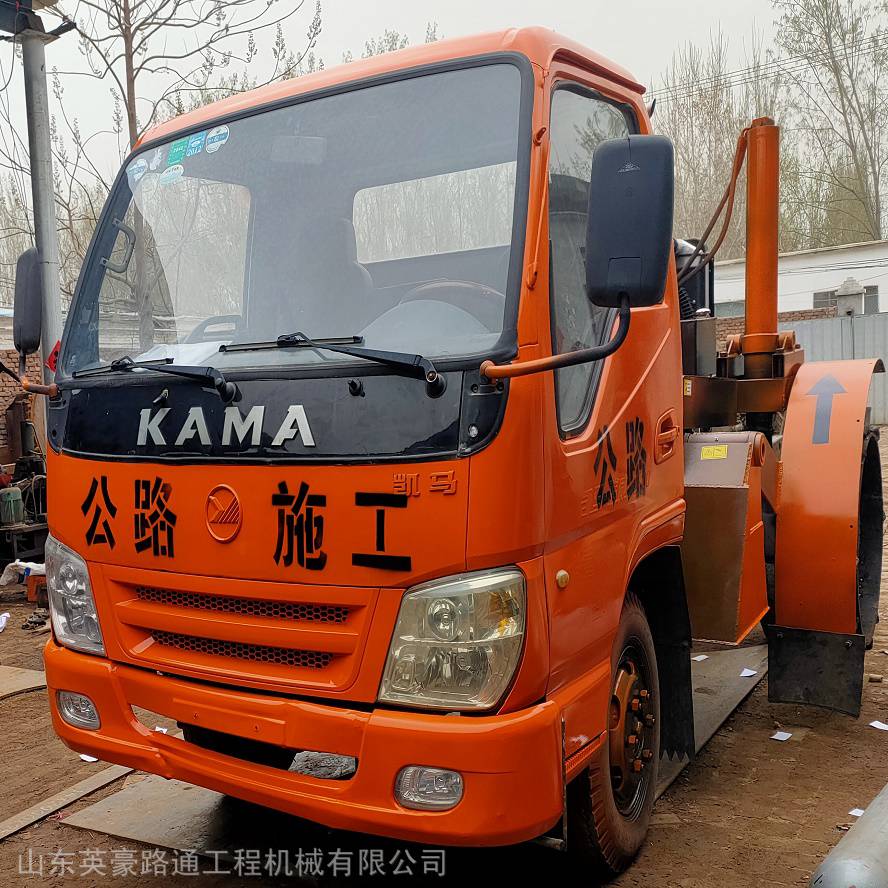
398, 280, 506, 333
184, 314, 243, 343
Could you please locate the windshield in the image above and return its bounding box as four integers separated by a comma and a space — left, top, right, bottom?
61, 62, 526, 378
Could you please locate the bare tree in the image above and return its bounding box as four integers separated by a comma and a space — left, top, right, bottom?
653, 32, 791, 259
54, 0, 322, 347
69, 0, 322, 151
773, 0, 888, 240
343, 23, 440, 63
0, 0, 323, 311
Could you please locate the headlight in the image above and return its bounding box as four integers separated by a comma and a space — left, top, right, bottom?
46, 534, 105, 655
378, 568, 525, 710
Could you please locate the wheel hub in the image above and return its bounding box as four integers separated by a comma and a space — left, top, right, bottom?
608, 644, 655, 817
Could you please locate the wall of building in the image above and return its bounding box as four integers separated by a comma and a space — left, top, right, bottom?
714, 239, 888, 315
777, 311, 888, 424
0, 314, 15, 350
715, 306, 837, 349
0, 351, 43, 464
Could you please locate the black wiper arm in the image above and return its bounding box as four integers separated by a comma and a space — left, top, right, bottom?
73, 356, 239, 403
223, 332, 447, 398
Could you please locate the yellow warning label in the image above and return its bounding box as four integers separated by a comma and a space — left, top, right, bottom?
701, 445, 728, 460
683, 378, 693, 397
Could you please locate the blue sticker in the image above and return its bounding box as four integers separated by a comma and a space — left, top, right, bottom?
186, 131, 206, 157
167, 138, 188, 165
126, 157, 148, 184
205, 125, 230, 154
159, 164, 184, 186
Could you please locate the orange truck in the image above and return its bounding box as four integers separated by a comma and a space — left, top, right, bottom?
10, 27, 884, 877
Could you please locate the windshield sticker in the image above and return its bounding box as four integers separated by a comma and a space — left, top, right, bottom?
148, 147, 164, 171
126, 157, 148, 185
134, 477, 177, 558
82, 476, 118, 548
158, 164, 184, 187
186, 130, 207, 157
205, 124, 230, 154
166, 136, 189, 165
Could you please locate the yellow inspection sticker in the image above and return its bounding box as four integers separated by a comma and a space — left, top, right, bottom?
701, 445, 728, 460
683, 378, 693, 397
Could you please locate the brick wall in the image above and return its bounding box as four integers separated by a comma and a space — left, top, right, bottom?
0, 350, 42, 463
715, 306, 838, 350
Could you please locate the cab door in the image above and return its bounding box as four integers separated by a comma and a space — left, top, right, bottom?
540, 70, 684, 720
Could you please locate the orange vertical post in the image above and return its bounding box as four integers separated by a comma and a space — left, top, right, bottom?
742, 117, 780, 379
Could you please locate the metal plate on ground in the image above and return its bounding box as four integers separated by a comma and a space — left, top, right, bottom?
0, 666, 46, 700
62, 646, 768, 854
657, 643, 768, 795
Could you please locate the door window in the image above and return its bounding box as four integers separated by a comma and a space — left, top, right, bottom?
549, 86, 634, 433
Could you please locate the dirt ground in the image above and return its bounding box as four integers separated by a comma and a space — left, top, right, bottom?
1, 437, 887, 886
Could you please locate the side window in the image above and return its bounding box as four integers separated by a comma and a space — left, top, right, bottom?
549, 86, 633, 433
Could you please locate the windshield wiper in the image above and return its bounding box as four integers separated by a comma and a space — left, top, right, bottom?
221, 332, 446, 398
73, 356, 239, 403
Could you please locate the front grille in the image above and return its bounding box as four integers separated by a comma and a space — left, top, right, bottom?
137, 586, 349, 624
111, 574, 373, 690
152, 630, 333, 669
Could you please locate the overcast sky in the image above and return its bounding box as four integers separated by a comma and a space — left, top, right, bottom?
320, 0, 778, 85
3, 0, 779, 179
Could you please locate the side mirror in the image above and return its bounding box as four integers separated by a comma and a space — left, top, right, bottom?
14, 247, 43, 356
586, 134, 674, 309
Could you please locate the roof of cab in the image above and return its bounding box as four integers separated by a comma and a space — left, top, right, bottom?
140, 26, 644, 148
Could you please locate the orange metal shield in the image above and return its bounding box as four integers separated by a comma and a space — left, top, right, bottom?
775, 358, 884, 634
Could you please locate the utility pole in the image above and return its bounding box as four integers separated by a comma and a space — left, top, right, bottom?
1, 0, 71, 384
21, 28, 63, 384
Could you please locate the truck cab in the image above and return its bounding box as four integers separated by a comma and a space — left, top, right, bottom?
18, 26, 881, 878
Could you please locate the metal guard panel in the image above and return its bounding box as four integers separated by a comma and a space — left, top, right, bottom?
775, 358, 883, 634
766, 624, 864, 717
51, 371, 507, 463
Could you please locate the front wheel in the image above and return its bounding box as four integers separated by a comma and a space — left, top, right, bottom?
566, 591, 661, 878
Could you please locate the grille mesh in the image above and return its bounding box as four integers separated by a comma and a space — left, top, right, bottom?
136, 586, 349, 624
152, 630, 333, 670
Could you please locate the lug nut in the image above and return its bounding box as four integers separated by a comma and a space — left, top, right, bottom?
633, 760, 644, 772
645, 714, 656, 727
631, 698, 641, 712
642, 749, 653, 761
640, 689, 650, 700
627, 734, 638, 746
634, 719, 643, 734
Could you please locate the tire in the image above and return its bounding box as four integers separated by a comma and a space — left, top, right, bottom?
566, 591, 661, 879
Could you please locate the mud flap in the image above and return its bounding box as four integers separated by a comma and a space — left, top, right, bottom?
772, 358, 884, 715
766, 626, 865, 717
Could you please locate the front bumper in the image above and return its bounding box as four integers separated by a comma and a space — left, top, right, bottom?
45, 641, 564, 846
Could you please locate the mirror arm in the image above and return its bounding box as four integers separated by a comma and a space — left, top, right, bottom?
18, 354, 58, 398
21, 377, 59, 397
481, 296, 631, 380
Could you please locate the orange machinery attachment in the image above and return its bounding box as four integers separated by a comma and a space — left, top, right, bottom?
679, 116, 884, 716
742, 118, 780, 382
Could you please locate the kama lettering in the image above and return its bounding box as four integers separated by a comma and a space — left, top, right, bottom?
136, 404, 315, 449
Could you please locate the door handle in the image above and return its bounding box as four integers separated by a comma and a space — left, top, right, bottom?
655, 410, 679, 464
